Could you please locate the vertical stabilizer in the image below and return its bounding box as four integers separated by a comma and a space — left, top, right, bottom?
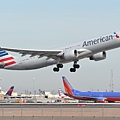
58, 88, 66, 98
0, 50, 16, 68
5, 86, 14, 96
62, 76, 73, 96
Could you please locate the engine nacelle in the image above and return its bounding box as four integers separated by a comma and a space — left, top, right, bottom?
97, 100, 105, 103
63, 50, 77, 60
96, 97, 106, 103
89, 51, 106, 61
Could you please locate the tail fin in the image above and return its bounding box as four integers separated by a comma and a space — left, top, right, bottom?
5, 86, 14, 96
58, 88, 66, 98
62, 76, 73, 96
0, 50, 16, 67
114, 32, 120, 38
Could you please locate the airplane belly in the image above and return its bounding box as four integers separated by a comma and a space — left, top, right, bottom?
3, 56, 57, 70
20, 57, 57, 70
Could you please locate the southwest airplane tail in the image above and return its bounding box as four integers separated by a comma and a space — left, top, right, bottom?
0, 50, 16, 68
62, 76, 74, 97
5, 86, 14, 96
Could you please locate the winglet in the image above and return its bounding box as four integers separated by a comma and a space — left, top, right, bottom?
62, 76, 73, 96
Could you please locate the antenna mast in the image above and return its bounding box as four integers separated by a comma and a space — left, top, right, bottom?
110, 69, 114, 92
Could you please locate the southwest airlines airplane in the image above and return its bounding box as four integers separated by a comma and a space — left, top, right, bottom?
0, 32, 120, 72
62, 76, 120, 103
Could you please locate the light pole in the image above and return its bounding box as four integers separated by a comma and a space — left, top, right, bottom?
33, 78, 36, 95
33, 78, 36, 103
0, 78, 2, 92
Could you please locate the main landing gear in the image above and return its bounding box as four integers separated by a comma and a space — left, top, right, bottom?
53, 63, 63, 72
53, 61, 80, 72
70, 61, 80, 72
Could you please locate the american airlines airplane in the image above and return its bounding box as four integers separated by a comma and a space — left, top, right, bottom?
62, 76, 120, 103
0, 32, 120, 72
58, 88, 71, 99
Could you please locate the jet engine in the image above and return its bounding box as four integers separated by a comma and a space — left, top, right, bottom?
96, 97, 106, 103
63, 50, 77, 60
89, 51, 106, 61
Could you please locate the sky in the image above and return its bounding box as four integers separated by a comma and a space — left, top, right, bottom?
0, 0, 120, 94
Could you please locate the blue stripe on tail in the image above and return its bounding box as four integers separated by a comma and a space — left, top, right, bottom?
0, 50, 9, 57
0, 53, 8, 57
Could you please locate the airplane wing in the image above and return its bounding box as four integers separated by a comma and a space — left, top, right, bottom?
0, 47, 63, 59
0, 47, 91, 62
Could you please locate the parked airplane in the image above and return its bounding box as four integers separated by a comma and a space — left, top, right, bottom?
58, 88, 71, 99
0, 32, 120, 72
62, 76, 120, 103
4, 86, 31, 99
4, 86, 14, 98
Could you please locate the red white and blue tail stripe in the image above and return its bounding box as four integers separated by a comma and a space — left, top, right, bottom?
114, 32, 120, 38
0, 50, 16, 67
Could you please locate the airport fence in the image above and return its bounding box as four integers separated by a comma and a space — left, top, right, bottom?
0, 103, 120, 120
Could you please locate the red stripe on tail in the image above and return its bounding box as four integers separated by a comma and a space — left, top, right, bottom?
62, 77, 73, 95
5, 61, 16, 66
0, 57, 14, 62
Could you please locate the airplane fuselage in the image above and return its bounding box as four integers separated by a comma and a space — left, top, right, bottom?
71, 89, 120, 102
2, 32, 120, 71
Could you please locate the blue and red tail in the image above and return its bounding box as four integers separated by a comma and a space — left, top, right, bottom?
5, 86, 14, 96
114, 32, 120, 38
0, 50, 16, 67
62, 76, 74, 96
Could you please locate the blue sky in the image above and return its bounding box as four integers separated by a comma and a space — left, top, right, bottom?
0, 0, 120, 94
